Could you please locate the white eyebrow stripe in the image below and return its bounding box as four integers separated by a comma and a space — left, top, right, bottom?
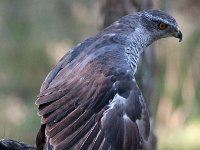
143, 13, 178, 28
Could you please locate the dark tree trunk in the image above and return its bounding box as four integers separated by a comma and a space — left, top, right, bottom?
100, 0, 157, 150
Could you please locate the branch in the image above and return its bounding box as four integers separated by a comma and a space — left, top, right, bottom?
0, 139, 34, 150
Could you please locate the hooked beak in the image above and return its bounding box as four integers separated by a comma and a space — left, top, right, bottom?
173, 28, 182, 42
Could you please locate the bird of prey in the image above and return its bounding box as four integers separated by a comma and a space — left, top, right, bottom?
35, 9, 182, 150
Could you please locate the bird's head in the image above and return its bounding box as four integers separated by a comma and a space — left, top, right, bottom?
137, 9, 182, 43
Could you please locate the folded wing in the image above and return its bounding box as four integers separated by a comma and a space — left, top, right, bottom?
36, 35, 150, 150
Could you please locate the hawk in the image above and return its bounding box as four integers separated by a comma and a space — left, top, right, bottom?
35, 9, 182, 150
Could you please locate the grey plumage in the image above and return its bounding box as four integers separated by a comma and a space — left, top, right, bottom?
36, 9, 182, 150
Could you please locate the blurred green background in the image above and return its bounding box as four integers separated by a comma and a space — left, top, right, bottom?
0, 0, 199, 149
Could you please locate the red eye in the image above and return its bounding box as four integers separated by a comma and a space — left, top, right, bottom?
158, 23, 168, 30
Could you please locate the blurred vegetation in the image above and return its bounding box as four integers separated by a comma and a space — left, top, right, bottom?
0, 0, 98, 144
0, 0, 199, 149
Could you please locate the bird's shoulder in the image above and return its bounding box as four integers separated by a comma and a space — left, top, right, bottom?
39, 32, 129, 93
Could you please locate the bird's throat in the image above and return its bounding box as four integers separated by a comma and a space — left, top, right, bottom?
125, 30, 151, 74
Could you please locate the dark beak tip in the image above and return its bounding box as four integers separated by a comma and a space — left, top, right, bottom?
177, 31, 182, 42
